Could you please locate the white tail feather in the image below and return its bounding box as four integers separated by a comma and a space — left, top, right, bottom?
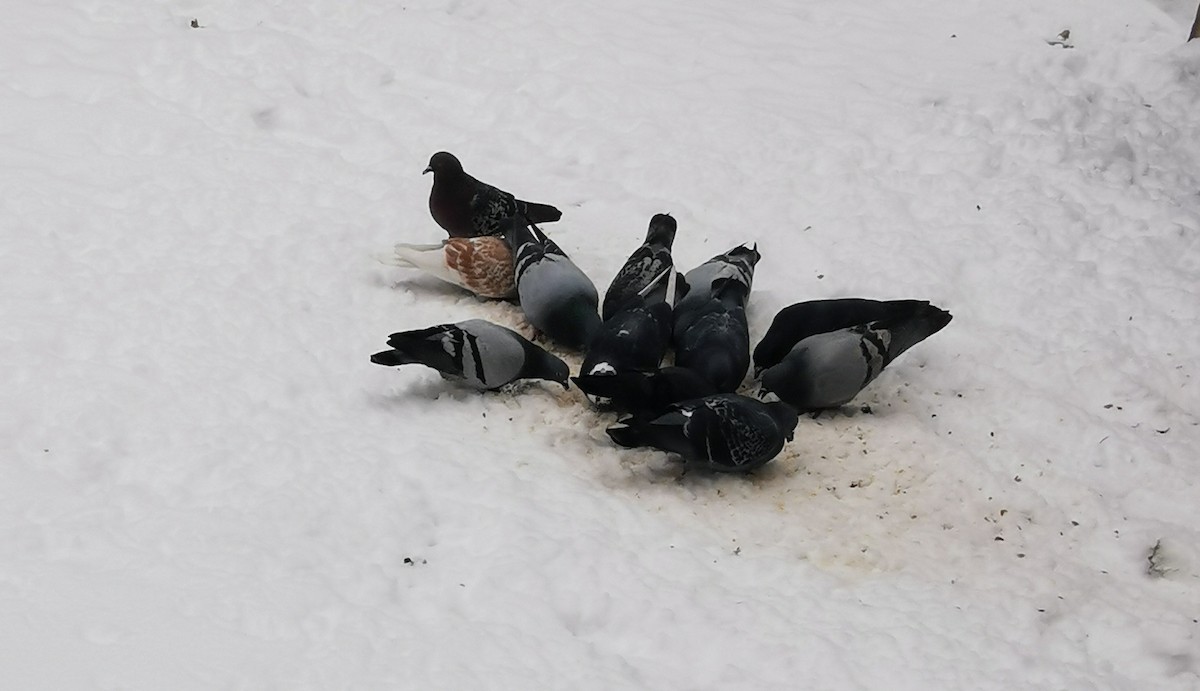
376, 241, 465, 289
375, 242, 443, 267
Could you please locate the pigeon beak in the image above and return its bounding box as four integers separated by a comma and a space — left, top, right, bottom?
423, 166, 433, 174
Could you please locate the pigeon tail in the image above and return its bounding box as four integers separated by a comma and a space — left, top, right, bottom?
606, 418, 691, 457
375, 242, 445, 268
645, 214, 678, 247
878, 305, 953, 365
522, 201, 562, 225
370, 349, 419, 367
379, 326, 459, 373
605, 423, 647, 449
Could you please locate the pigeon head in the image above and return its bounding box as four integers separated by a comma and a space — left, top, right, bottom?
541, 355, 572, 389
766, 401, 800, 442
752, 312, 807, 376
758, 359, 791, 396
728, 243, 762, 268
516, 338, 571, 389
424, 151, 463, 176
645, 213, 678, 248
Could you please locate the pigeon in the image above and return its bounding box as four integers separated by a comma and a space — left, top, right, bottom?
753, 298, 943, 373
573, 366, 718, 419
601, 213, 678, 320
757, 301, 952, 411
370, 319, 569, 390
508, 216, 601, 351
377, 236, 516, 299
673, 278, 752, 392
673, 243, 760, 337
424, 152, 562, 238
580, 267, 677, 378
606, 394, 799, 473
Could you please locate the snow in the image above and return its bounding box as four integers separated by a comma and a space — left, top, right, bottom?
3, 0, 1200, 688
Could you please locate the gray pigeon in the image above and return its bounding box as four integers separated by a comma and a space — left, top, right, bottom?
370, 319, 569, 390
753, 298, 939, 374
673, 243, 761, 337
507, 216, 601, 351
758, 302, 952, 411
601, 214, 678, 320
424, 152, 562, 238
606, 394, 799, 473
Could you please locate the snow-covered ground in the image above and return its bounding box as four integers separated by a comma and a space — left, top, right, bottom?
3, 0, 1200, 688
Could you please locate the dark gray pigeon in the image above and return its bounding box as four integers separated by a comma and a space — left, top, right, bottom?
573, 366, 718, 420
508, 216, 601, 351
601, 214, 678, 320
753, 298, 940, 374
579, 299, 673, 377
673, 243, 760, 337
425, 152, 562, 238
370, 319, 569, 390
581, 266, 677, 377
758, 301, 952, 411
673, 278, 751, 392
606, 394, 799, 473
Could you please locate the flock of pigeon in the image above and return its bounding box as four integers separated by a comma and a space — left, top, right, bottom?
372, 152, 953, 473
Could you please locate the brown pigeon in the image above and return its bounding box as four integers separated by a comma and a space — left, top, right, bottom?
424, 152, 562, 238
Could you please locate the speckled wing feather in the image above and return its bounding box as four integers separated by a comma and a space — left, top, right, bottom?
603, 244, 674, 320
468, 184, 520, 236
691, 396, 777, 469
608, 394, 796, 472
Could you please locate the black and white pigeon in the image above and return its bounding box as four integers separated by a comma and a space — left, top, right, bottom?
370, 319, 569, 390
601, 213, 678, 320
580, 266, 677, 378
753, 298, 943, 373
673, 278, 752, 392
606, 394, 799, 473
508, 216, 601, 351
757, 300, 952, 411
424, 151, 562, 238
673, 243, 761, 337
573, 366, 718, 419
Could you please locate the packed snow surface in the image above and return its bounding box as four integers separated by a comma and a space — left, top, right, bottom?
3, 0, 1200, 688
